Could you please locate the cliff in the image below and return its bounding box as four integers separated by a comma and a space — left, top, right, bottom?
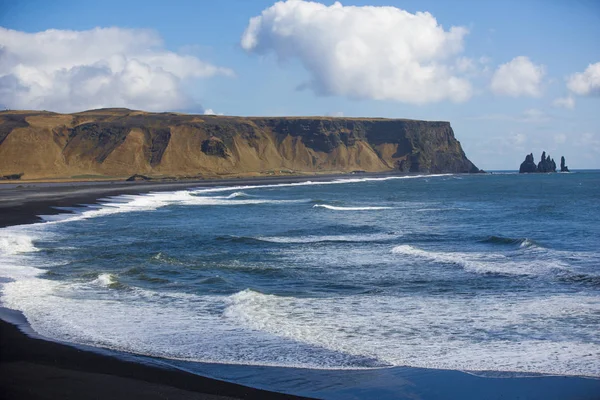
0, 109, 479, 181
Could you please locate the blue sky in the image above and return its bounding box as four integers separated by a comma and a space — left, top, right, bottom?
1, 0, 599, 170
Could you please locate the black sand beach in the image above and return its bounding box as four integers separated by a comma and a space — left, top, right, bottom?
0, 177, 332, 400
0, 308, 312, 400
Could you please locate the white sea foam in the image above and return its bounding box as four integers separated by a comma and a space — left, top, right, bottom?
92, 273, 117, 288
257, 233, 399, 244
391, 244, 570, 276
222, 289, 600, 376
0, 232, 39, 255
0, 278, 372, 369
189, 174, 450, 196
313, 204, 392, 211
3, 274, 599, 376
226, 191, 252, 199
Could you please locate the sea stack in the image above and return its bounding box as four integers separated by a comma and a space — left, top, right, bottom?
537, 151, 557, 173
519, 151, 570, 173
519, 153, 538, 173
560, 156, 570, 172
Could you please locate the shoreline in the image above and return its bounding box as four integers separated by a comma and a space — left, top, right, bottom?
0, 171, 390, 400
0, 307, 311, 400
1, 172, 600, 399
0, 171, 404, 228
0, 173, 351, 400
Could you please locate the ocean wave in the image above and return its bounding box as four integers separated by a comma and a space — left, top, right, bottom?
2, 174, 446, 229
218, 232, 399, 244
480, 235, 538, 248
313, 204, 392, 211
415, 207, 472, 212
225, 191, 253, 199
189, 174, 451, 196
223, 289, 600, 376
2, 273, 599, 375
151, 252, 186, 265
256, 233, 399, 244
199, 276, 229, 285
90, 273, 127, 290
0, 232, 39, 255
390, 244, 568, 277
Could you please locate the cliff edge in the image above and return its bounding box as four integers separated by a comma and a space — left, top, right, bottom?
0, 109, 479, 180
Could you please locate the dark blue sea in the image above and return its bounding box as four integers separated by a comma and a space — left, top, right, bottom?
1, 172, 599, 398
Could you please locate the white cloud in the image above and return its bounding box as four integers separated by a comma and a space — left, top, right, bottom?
327, 111, 344, 117
490, 56, 545, 97
203, 109, 224, 116
552, 96, 575, 109
241, 0, 472, 104
567, 62, 600, 96
0, 27, 233, 113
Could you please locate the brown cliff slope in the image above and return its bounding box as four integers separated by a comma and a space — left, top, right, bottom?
0, 109, 479, 180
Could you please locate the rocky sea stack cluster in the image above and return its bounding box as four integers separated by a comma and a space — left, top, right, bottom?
519, 151, 569, 173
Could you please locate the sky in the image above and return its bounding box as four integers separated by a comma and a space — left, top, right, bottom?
0, 0, 599, 170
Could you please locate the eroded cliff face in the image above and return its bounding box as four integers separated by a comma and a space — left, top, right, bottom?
0, 109, 479, 180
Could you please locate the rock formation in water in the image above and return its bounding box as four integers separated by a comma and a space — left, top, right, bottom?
519, 151, 569, 173
519, 153, 538, 173
560, 156, 570, 172
0, 108, 480, 180
537, 151, 557, 173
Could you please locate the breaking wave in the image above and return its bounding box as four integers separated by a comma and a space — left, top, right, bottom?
221, 232, 400, 244
391, 244, 569, 277
313, 204, 392, 211
481, 235, 537, 248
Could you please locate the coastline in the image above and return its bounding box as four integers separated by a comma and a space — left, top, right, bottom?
0, 172, 385, 400
0, 174, 345, 400
0, 171, 400, 228
1, 173, 600, 400
0, 307, 310, 400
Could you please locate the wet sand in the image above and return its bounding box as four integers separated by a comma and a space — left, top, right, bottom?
0, 308, 310, 400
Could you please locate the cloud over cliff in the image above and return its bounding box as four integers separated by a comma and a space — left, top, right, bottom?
241, 0, 472, 104
0, 27, 233, 112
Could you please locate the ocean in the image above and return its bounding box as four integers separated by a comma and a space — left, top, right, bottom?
1, 172, 599, 398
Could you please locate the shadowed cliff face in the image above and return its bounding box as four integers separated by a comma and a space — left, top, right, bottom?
0, 109, 479, 180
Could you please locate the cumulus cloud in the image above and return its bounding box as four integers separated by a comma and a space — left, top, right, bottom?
490, 56, 545, 97
241, 0, 472, 104
552, 96, 575, 109
0, 27, 233, 113
566, 62, 600, 96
